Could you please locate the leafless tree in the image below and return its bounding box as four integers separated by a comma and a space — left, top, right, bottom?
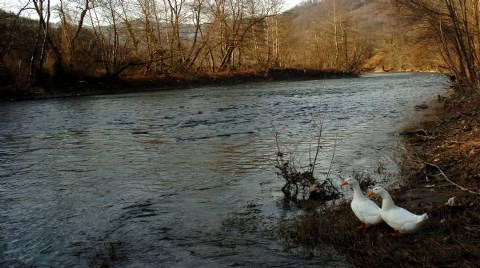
58, 0, 91, 70
87, 0, 138, 79
30, 0, 64, 84
0, 2, 32, 86
396, 0, 480, 93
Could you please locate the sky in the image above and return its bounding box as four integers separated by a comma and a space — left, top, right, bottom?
285, 0, 303, 9
2, 0, 305, 11
1, 0, 304, 16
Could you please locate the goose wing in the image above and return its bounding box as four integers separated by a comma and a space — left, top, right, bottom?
383, 206, 426, 233
351, 198, 382, 225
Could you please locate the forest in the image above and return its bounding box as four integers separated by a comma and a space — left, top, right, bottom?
0, 0, 479, 99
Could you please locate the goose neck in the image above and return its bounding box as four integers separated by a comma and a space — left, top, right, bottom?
381, 191, 395, 208
351, 183, 365, 199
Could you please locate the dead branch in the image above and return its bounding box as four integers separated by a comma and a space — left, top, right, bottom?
426, 163, 480, 195
274, 129, 342, 201
310, 122, 324, 173
400, 129, 429, 137
325, 130, 338, 181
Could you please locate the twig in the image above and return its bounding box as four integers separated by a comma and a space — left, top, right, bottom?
275, 131, 281, 154
426, 163, 480, 195
401, 129, 429, 137
311, 122, 324, 173
273, 127, 341, 201
325, 130, 338, 180
416, 129, 429, 136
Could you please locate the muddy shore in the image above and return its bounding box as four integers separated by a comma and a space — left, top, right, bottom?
283, 89, 480, 267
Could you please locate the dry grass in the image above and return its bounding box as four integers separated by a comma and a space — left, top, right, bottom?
277, 90, 480, 267
277, 193, 480, 267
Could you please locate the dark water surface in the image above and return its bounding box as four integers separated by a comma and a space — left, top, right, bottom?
0, 73, 448, 267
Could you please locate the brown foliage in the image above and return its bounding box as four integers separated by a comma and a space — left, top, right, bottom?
0, 0, 445, 99
396, 0, 480, 94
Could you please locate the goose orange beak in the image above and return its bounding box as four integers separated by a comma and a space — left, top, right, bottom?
340, 181, 348, 187
367, 191, 374, 197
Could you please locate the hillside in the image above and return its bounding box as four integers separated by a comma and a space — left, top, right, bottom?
0, 0, 447, 100
284, 0, 444, 72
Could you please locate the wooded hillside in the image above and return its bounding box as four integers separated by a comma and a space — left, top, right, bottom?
1, 0, 477, 99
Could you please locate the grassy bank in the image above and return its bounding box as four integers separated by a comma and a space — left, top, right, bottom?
279, 89, 480, 267
0, 68, 355, 101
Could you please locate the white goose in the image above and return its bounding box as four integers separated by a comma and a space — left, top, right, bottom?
340, 178, 382, 229
368, 186, 429, 235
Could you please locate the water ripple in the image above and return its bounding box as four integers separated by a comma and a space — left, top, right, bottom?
0, 73, 448, 266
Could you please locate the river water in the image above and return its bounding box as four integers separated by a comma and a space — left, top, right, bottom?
0, 73, 448, 267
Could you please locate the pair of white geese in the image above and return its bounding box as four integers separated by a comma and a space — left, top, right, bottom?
340, 177, 429, 235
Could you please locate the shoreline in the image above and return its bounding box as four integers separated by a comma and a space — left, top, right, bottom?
0, 68, 356, 102
309, 89, 480, 267
4, 70, 475, 265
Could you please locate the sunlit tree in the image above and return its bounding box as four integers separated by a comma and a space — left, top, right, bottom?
396, 0, 480, 92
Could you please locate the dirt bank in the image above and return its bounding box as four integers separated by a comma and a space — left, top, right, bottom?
0, 68, 355, 101
280, 89, 480, 267
344, 90, 479, 267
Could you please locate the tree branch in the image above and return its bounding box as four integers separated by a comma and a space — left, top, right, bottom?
426, 162, 480, 195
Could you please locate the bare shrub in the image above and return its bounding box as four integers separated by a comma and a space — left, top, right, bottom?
274, 125, 342, 202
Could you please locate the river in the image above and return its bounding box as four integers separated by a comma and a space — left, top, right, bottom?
0, 72, 448, 267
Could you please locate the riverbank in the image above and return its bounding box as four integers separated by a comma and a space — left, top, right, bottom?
280, 88, 480, 267
354, 90, 480, 266
0, 68, 355, 101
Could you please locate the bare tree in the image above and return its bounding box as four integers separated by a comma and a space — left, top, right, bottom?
88, 0, 138, 79
0, 2, 33, 87
30, 0, 64, 85
58, 0, 91, 71
135, 0, 162, 72
205, 0, 281, 71
396, 0, 480, 92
